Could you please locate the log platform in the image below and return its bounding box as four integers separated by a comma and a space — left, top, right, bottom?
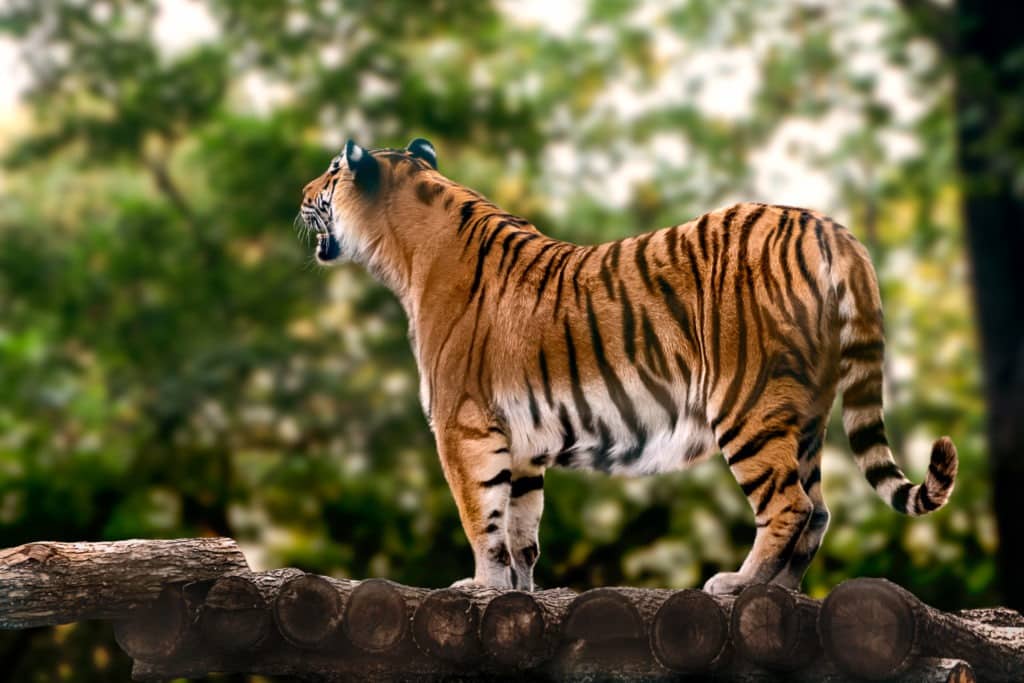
1, 537, 1020, 681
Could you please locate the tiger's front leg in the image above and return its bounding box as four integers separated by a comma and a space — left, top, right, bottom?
436, 401, 515, 589
508, 461, 545, 591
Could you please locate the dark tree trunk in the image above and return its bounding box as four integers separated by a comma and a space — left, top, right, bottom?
954, 0, 1024, 612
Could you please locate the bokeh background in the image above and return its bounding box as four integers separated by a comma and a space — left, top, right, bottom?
1, 1, 1022, 680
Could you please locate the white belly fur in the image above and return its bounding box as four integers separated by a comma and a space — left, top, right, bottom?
498, 377, 716, 475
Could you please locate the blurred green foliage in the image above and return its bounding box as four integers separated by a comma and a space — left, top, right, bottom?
0, 1, 994, 680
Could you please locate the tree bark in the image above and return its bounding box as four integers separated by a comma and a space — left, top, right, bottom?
954, 0, 1024, 613
819, 578, 1024, 681
0, 538, 248, 628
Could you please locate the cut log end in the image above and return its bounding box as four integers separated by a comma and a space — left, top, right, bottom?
819, 577, 917, 680
113, 584, 188, 662
732, 583, 819, 670
479, 591, 547, 667
343, 578, 408, 653
273, 574, 345, 649
650, 589, 727, 673
199, 575, 271, 653
412, 589, 481, 662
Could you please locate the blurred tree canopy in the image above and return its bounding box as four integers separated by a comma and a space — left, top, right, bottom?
0, 1, 1003, 680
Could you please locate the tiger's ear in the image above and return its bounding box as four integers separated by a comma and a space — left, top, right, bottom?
345, 139, 380, 194
406, 138, 438, 170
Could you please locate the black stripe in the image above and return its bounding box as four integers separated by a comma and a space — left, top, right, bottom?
552, 249, 571, 320
665, 227, 679, 267
891, 482, 913, 513
794, 212, 824, 311
864, 462, 903, 488
778, 468, 800, 492
717, 422, 744, 450
493, 447, 510, 455
928, 461, 954, 488
619, 280, 637, 363
558, 403, 577, 453
572, 247, 597, 306
496, 227, 519, 273
481, 470, 512, 487
635, 233, 655, 291
842, 340, 885, 362
599, 266, 616, 300
640, 308, 669, 378
754, 477, 778, 516
586, 291, 644, 444
802, 467, 822, 490
849, 419, 889, 454
484, 523, 500, 533
564, 319, 593, 431
592, 418, 616, 471
525, 375, 541, 428
538, 348, 554, 407
530, 454, 549, 467
673, 352, 692, 387
511, 475, 545, 497
458, 200, 479, 235
504, 233, 540, 276
488, 509, 502, 519
695, 213, 709, 261
533, 247, 570, 312
517, 241, 560, 287
740, 468, 773, 497
468, 221, 508, 301
916, 484, 939, 512
728, 427, 790, 466
814, 217, 833, 266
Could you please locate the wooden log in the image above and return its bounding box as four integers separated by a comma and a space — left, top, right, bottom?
0, 538, 248, 628
562, 587, 645, 644
819, 577, 1024, 682
273, 573, 352, 649
731, 583, 820, 670
551, 586, 664, 679
650, 589, 729, 673
476, 587, 576, 669
113, 584, 191, 662
412, 589, 481, 662
342, 578, 417, 653
199, 568, 305, 653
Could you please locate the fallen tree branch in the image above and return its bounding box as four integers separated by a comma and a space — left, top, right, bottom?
0, 539, 1014, 682
0, 538, 248, 628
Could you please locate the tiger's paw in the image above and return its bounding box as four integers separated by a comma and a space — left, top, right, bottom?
450, 577, 485, 589
703, 571, 752, 596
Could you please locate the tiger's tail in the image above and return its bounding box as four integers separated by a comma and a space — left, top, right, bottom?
832, 234, 957, 516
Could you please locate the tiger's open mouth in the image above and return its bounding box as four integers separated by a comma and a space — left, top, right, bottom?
315, 230, 342, 262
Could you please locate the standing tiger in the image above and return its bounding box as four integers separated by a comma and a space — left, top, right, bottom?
299, 137, 958, 595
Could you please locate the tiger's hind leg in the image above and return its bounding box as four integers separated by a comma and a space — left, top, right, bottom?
704, 416, 812, 596
771, 416, 830, 590
507, 459, 545, 591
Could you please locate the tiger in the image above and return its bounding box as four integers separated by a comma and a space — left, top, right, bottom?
299, 137, 958, 595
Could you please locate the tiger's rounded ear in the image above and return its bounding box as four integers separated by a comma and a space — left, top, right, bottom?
345, 139, 380, 194
406, 138, 438, 170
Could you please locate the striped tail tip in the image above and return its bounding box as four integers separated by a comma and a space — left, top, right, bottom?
918, 436, 958, 513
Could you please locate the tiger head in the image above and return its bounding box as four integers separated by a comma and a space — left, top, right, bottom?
298, 137, 441, 287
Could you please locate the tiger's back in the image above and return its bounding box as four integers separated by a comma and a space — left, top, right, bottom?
300, 138, 957, 595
